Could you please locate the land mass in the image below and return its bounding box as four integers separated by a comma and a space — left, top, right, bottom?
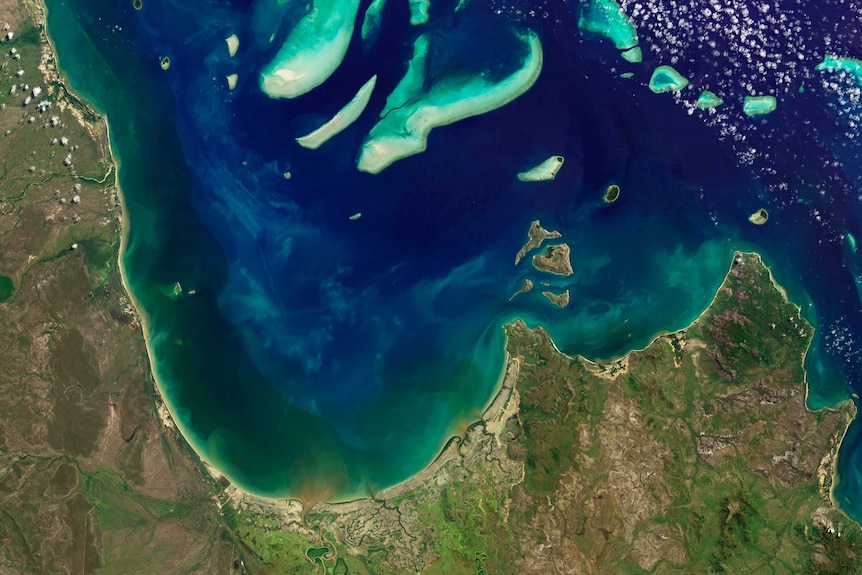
509, 278, 534, 301
532, 242, 574, 276
0, 2, 245, 572
220, 251, 860, 574
8, 2, 861, 573
515, 219, 562, 265
542, 288, 570, 307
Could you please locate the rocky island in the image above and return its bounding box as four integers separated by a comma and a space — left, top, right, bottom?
532, 243, 574, 276
509, 278, 534, 301
515, 219, 562, 265
542, 288, 570, 307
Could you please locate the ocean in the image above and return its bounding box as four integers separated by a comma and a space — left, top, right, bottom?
43, 0, 862, 512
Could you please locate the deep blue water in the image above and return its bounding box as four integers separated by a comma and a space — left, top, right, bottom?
44, 0, 862, 509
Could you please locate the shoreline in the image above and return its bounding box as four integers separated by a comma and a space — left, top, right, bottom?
31, 0, 858, 522
30, 0, 247, 499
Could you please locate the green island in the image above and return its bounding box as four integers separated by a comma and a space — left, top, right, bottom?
605, 183, 621, 203
649, 65, 690, 94
2, 3, 860, 574
531, 242, 574, 276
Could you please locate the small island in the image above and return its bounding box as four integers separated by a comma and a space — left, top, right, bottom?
542, 289, 570, 308
517, 155, 564, 182
748, 208, 768, 225
509, 279, 534, 301
226, 73, 238, 91
515, 220, 562, 265
159, 56, 171, 71
604, 183, 620, 203
225, 34, 239, 58
532, 243, 573, 276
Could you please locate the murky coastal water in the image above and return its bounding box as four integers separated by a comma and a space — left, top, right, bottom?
43, 0, 862, 511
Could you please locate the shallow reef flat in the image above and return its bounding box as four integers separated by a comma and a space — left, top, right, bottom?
649, 65, 690, 93
743, 94, 777, 116
357, 30, 543, 174
259, 0, 361, 99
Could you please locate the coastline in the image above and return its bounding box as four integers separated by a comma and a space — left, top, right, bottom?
30, 0, 243, 498
31, 0, 858, 525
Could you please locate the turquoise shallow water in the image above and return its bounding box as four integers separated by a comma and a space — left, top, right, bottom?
44, 0, 862, 510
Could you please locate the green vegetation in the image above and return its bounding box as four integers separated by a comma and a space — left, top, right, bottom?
222, 253, 859, 575
0, 275, 13, 301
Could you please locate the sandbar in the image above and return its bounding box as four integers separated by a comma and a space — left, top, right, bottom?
226, 73, 238, 91
260, 0, 361, 99
517, 155, 564, 182
225, 34, 239, 58
296, 75, 377, 150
